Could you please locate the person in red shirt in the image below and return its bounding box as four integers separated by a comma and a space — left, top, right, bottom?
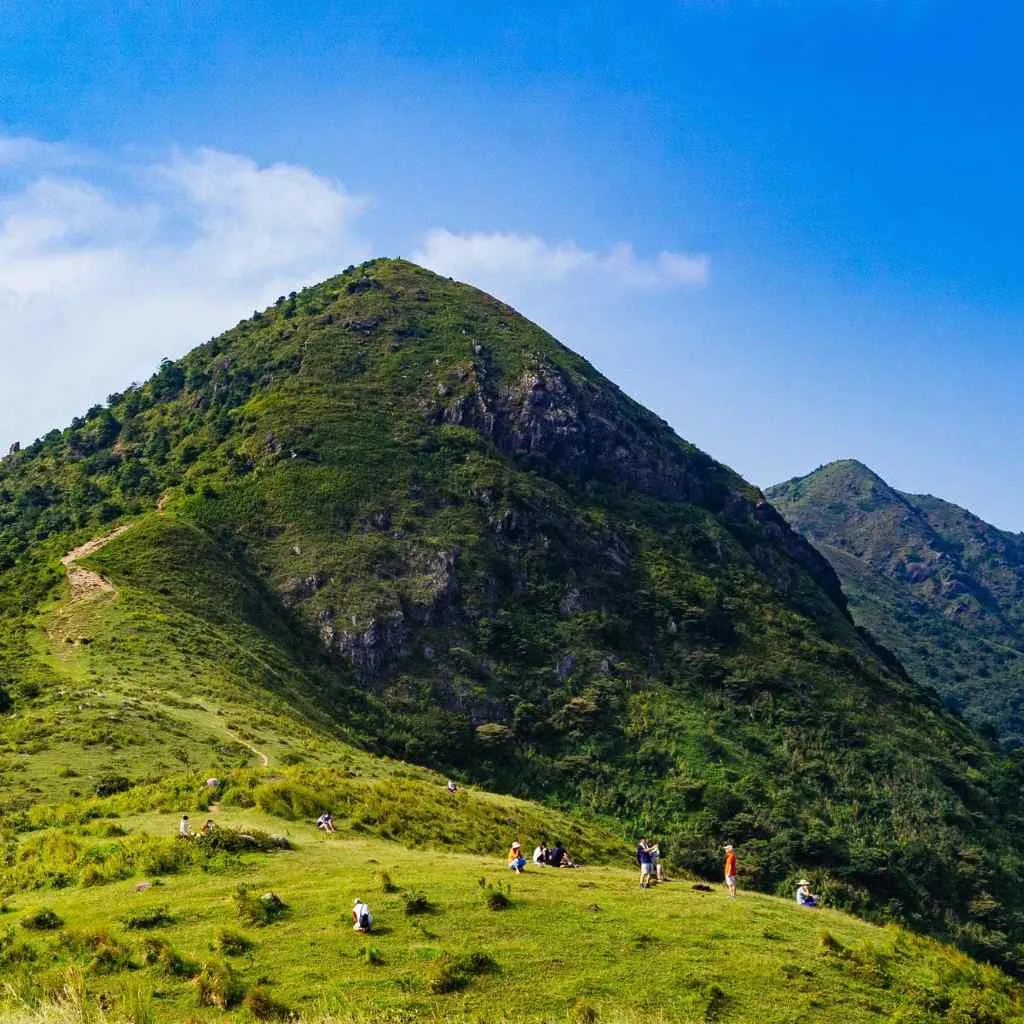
723, 844, 737, 898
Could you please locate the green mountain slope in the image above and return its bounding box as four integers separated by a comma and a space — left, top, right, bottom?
2, 783, 1022, 1024
767, 459, 1024, 745
3, 260, 1024, 969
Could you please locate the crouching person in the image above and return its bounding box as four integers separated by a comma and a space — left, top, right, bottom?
508, 841, 527, 873
353, 898, 373, 932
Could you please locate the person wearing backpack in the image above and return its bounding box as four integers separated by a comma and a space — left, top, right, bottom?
352, 898, 373, 933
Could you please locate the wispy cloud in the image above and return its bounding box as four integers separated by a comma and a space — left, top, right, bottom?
0, 140, 370, 447
414, 229, 709, 292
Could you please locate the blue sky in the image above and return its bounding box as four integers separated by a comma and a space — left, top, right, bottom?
2, 1, 1023, 527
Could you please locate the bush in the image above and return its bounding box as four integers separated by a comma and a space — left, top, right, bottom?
243, 984, 293, 1021
234, 886, 288, 926
376, 870, 398, 893
195, 960, 245, 1009
253, 781, 324, 820
196, 826, 291, 854
479, 877, 512, 910
122, 904, 174, 930
21, 907, 63, 931
403, 890, 433, 915
215, 928, 253, 957
570, 999, 599, 1024
94, 775, 133, 797
428, 951, 497, 995
142, 936, 198, 978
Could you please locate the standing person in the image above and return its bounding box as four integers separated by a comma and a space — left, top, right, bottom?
723, 844, 737, 898
651, 841, 664, 882
179, 815, 191, 839
637, 838, 655, 888
508, 841, 527, 873
352, 898, 373, 932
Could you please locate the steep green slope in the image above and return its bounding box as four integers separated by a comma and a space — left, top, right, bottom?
768, 459, 1024, 745
3, 261, 1024, 969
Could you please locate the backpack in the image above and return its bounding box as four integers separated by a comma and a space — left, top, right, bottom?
359, 911, 371, 931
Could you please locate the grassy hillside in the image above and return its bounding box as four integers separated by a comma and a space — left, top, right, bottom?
1, 786, 1022, 1024
4, 260, 1024, 970
768, 459, 1024, 746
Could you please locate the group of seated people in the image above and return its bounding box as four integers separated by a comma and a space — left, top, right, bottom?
178, 815, 216, 838
316, 812, 336, 833
532, 840, 576, 868
506, 839, 577, 872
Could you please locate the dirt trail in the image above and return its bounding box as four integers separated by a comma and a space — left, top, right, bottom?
61, 524, 134, 599
227, 730, 270, 767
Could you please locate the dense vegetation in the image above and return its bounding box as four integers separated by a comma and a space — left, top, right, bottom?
3, 260, 1024, 974
768, 459, 1024, 746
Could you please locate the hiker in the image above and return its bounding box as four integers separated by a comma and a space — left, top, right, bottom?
547, 840, 574, 868
508, 841, 527, 873
447, 779, 458, 794
200, 819, 216, 834
796, 879, 819, 908
651, 841, 664, 882
533, 842, 548, 866
637, 838, 655, 888
352, 898, 373, 933
724, 844, 737, 898
316, 812, 336, 833
179, 815, 192, 839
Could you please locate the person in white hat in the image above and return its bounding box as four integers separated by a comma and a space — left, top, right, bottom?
795, 879, 819, 908
507, 840, 527, 873
352, 897, 373, 932
723, 844, 737, 898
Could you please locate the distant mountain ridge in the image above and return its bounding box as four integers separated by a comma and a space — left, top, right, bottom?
768, 459, 1024, 745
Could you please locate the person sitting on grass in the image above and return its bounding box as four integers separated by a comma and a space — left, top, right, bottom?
200, 819, 216, 834
316, 812, 336, 833
178, 815, 192, 839
508, 841, 527, 873
533, 842, 548, 866
352, 898, 373, 933
447, 778, 458, 794
796, 879, 819, 908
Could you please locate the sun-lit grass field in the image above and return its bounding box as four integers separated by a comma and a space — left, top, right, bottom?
1, 788, 1021, 1024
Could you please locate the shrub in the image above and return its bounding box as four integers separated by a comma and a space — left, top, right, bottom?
403, 890, 433, 916
195, 960, 245, 1010
122, 904, 174, 930
196, 826, 291, 854
234, 886, 288, 926
570, 999, 599, 1024
428, 951, 497, 995
94, 775, 133, 797
243, 984, 293, 1021
253, 781, 324, 820
376, 870, 398, 893
215, 928, 253, 956
141, 937, 197, 978
21, 907, 63, 931
478, 877, 512, 910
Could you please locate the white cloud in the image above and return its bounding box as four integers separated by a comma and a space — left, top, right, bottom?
413, 229, 709, 292
0, 141, 371, 449
0, 134, 80, 169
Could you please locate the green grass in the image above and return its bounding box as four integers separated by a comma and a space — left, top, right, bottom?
1, 806, 1021, 1023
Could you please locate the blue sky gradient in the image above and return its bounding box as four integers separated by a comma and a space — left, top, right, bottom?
2, 1, 1023, 527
